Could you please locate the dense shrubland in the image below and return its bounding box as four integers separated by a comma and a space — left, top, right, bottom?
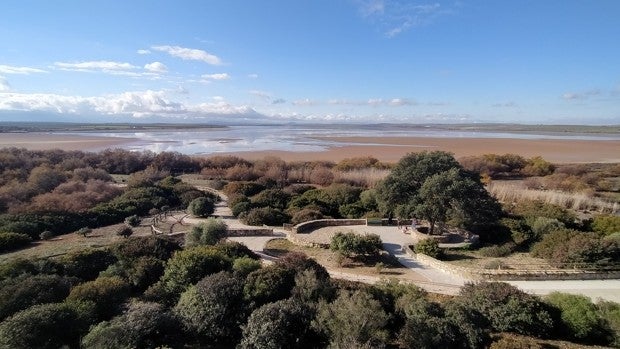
1, 235, 618, 348
0, 147, 619, 347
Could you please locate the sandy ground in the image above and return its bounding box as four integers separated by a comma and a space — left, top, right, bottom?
1, 132, 618, 163
0, 133, 137, 151
226, 136, 620, 163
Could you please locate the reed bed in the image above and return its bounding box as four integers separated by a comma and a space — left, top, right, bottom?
488, 181, 619, 214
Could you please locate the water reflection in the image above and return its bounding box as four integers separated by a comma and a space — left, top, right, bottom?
60, 124, 620, 155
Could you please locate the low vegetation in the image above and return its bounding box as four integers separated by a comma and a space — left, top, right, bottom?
0, 147, 618, 347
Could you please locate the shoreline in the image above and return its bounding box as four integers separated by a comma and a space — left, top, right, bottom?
221, 137, 620, 163
0, 132, 618, 163
0, 132, 139, 152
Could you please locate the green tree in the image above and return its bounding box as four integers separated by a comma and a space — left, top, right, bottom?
546, 292, 609, 344
187, 196, 215, 217
456, 282, 555, 337
174, 272, 246, 345
239, 298, 319, 349
185, 218, 228, 246
330, 231, 383, 258
378, 152, 500, 234
314, 290, 389, 348
377, 151, 461, 214
82, 301, 183, 349
157, 245, 232, 297
0, 232, 31, 252
116, 224, 133, 238
414, 238, 442, 258
66, 276, 130, 320
592, 215, 620, 236
0, 301, 96, 349
61, 248, 117, 280
0, 274, 74, 321
243, 265, 295, 308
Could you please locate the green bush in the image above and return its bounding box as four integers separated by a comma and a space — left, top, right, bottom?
477, 243, 514, 258
291, 208, 324, 225
457, 282, 555, 337
187, 196, 215, 217
546, 292, 609, 344
116, 224, 133, 238
241, 207, 290, 226
239, 298, 318, 349
61, 248, 117, 280
0, 232, 31, 252
157, 245, 233, 297
0, 274, 74, 321
174, 272, 246, 344
592, 215, 620, 236
0, 301, 96, 349
39, 230, 54, 240
251, 189, 292, 210
330, 231, 383, 258
112, 235, 180, 262
531, 229, 618, 267
414, 238, 442, 259
186, 218, 228, 246
243, 265, 295, 308
82, 302, 183, 349
67, 276, 130, 320
124, 214, 141, 227
231, 201, 252, 217
233, 257, 262, 276
222, 181, 265, 197
597, 300, 620, 347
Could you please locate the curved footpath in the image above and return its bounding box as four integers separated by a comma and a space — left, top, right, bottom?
193, 187, 620, 302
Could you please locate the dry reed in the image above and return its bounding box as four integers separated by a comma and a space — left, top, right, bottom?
488, 182, 619, 214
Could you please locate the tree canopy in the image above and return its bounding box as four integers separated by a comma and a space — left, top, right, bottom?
377, 151, 501, 234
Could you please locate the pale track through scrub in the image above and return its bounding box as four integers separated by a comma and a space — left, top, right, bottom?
488, 182, 619, 214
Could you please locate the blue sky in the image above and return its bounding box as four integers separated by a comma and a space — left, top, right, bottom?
0, 0, 618, 124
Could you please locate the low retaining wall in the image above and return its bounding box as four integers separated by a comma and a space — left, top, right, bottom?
226, 228, 274, 237
405, 245, 620, 281
292, 219, 367, 234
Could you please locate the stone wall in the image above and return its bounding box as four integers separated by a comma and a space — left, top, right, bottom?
292, 219, 367, 234
404, 245, 620, 281
226, 228, 274, 237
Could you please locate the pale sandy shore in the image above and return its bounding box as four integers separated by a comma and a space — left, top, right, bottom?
0, 133, 137, 151
1, 132, 618, 163
225, 136, 620, 163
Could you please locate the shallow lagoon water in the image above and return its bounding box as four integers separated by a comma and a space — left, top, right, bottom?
60, 124, 620, 155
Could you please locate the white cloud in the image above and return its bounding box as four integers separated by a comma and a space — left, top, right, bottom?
137, 49, 151, 55
0, 64, 46, 74
248, 73, 259, 79
562, 89, 601, 101
144, 62, 168, 73
358, 1, 449, 37
492, 101, 517, 107
151, 45, 222, 65
53, 61, 143, 76
0, 76, 10, 92
202, 73, 230, 81
0, 90, 258, 119
54, 61, 137, 71
328, 97, 415, 106
292, 98, 319, 106
359, 0, 385, 17
249, 90, 271, 99
388, 98, 416, 106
